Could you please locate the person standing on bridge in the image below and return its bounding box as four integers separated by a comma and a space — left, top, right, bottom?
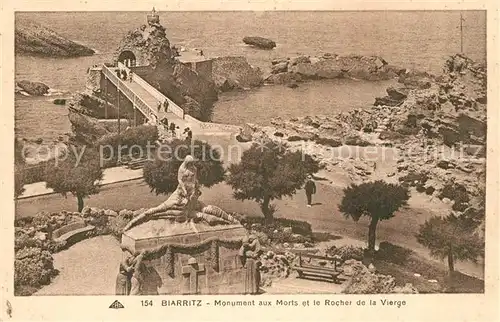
157, 102, 162, 113
129, 71, 133, 83
169, 122, 177, 137
184, 127, 193, 143
304, 175, 317, 208
163, 99, 169, 113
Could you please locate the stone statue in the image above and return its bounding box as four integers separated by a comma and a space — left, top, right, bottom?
123, 155, 238, 232
239, 234, 262, 295
115, 251, 134, 295
129, 252, 146, 295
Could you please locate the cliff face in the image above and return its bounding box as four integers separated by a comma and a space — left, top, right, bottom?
212, 56, 264, 91
266, 54, 401, 84
15, 19, 95, 57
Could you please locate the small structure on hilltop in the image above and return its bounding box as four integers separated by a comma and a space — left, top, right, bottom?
118, 156, 252, 295
113, 8, 173, 68
112, 8, 213, 80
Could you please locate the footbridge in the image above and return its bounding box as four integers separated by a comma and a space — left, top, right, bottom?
101, 62, 241, 141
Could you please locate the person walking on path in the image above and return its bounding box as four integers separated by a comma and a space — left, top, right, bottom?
304, 175, 316, 207
129, 71, 134, 83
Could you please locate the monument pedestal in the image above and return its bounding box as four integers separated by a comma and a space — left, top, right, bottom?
121, 219, 247, 295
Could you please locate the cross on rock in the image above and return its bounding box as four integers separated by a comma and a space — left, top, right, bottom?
182, 259, 206, 294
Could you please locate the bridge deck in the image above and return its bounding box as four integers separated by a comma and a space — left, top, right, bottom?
106, 67, 189, 128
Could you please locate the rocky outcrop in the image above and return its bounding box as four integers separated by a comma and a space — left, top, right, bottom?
16, 80, 49, 96
374, 85, 409, 106
246, 54, 486, 229
68, 110, 111, 145
266, 54, 400, 84
15, 19, 95, 57
243, 36, 276, 50
114, 16, 218, 122
68, 91, 120, 119
113, 20, 173, 68
212, 56, 264, 91
341, 260, 418, 294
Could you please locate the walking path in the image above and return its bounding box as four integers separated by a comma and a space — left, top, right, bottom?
16, 179, 484, 280
18, 166, 143, 199
34, 235, 122, 296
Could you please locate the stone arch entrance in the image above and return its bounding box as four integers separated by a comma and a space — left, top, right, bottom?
117, 50, 137, 67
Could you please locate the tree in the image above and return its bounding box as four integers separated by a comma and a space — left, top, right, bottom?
15, 166, 25, 198
15, 138, 25, 165
143, 139, 225, 195
45, 146, 103, 212
14, 138, 26, 198
226, 141, 320, 222
416, 214, 484, 274
339, 180, 410, 252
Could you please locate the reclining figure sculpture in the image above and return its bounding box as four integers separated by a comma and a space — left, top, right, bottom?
123, 155, 239, 232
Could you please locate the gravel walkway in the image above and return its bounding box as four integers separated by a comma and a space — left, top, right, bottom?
35, 236, 122, 296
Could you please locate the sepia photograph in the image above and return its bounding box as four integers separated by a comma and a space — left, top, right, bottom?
10, 8, 490, 300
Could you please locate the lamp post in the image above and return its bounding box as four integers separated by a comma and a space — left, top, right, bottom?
117, 78, 121, 137
460, 13, 465, 54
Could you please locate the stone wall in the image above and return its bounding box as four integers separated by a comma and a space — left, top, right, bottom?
121, 222, 247, 295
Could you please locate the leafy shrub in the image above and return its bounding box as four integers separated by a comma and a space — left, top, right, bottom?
440, 182, 470, 210
398, 171, 429, 188
327, 245, 364, 262
242, 215, 313, 245
251, 231, 270, 246
376, 241, 414, 265
15, 247, 58, 295
15, 217, 34, 227
95, 125, 158, 161
15, 233, 44, 251
243, 216, 312, 237
276, 218, 312, 236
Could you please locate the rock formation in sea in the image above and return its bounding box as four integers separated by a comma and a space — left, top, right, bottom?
266, 54, 402, 84
15, 19, 95, 57
112, 16, 218, 122
67, 91, 132, 145
243, 36, 276, 50
212, 56, 264, 91
246, 53, 486, 229
16, 80, 50, 96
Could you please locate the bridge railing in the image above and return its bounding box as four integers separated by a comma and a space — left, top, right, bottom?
132, 72, 192, 122
116, 62, 196, 124
101, 64, 157, 123
103, 64, 241, 133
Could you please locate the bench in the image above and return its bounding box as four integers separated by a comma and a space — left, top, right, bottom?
291, 254, 341, 283
127, 159, 147, 170
53, 221, 96, 248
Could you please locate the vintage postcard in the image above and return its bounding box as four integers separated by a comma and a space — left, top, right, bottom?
1, 0, 499, 321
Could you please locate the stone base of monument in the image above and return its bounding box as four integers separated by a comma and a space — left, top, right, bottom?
121, 219, 247, 295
